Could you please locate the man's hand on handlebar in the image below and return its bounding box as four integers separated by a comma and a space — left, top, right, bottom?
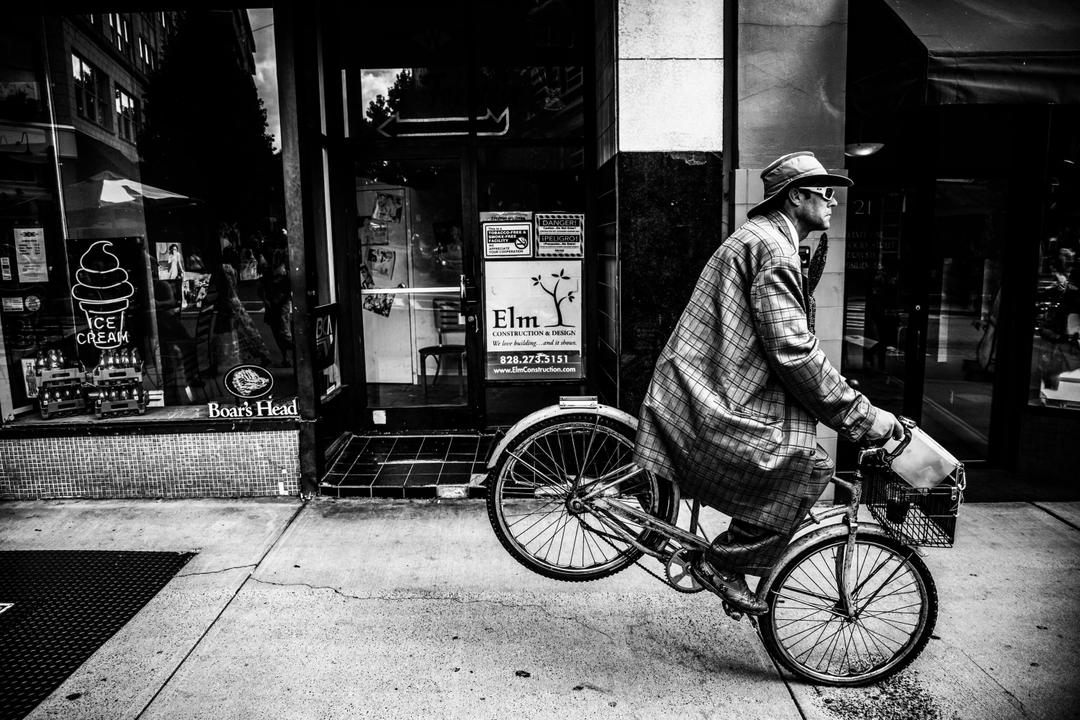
866, 409, 906, 442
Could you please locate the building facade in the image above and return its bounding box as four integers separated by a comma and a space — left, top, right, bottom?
2, 1, 1078, 500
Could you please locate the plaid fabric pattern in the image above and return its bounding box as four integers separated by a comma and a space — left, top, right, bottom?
634, 211, 879, 533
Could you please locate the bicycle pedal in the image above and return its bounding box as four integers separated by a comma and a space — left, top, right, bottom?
721, 601, 745, 622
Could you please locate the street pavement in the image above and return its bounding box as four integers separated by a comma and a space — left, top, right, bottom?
0, 497, 1077, 720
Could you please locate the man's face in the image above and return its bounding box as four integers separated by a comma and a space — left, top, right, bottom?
795, 187, 838, 231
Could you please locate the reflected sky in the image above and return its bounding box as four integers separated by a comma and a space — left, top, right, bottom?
241, 12, 405, 144
361, 68, 401, 117
247, 8, 280, 151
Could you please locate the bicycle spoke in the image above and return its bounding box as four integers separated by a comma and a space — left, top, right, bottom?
503, 496, 565, 531
504, 451, 568, 492
519, 507, 570, 550
490, 418, 670, 580
536, 434, 571, 483
536, 510, 575, 563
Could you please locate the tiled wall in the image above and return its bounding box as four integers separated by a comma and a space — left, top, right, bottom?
0, 430, 300, 499
595, 0, 616, 168
595, 158, 619, 405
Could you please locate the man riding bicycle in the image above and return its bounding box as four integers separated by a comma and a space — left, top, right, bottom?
634, 151, 904, 615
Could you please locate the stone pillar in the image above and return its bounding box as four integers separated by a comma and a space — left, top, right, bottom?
617, 0, 724, 152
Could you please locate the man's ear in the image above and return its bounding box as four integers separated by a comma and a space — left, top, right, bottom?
787, 186, 803, 207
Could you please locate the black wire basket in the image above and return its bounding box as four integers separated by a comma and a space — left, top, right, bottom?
863, 465, 964, 548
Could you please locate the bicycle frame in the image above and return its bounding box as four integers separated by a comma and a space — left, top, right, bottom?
581, 444, 896, 620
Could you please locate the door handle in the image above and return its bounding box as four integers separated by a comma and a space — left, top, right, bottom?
460, 274, 480, 316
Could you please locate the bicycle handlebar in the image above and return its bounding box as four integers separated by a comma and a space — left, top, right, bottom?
858, 415, 915, 455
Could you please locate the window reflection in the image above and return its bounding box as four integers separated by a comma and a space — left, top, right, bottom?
1032, 228, 1080, 408
1030, 112, 1080, 411
0, 10, 292, 423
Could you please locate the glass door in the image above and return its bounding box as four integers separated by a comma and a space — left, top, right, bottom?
355, 157, 478, 418
918, 179, 1005, 460
842, 181, 1005, 463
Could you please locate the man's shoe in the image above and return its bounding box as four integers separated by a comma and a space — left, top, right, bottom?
694, 559, 768, 615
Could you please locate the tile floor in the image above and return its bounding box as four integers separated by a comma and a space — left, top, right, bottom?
319, 433, 496, 498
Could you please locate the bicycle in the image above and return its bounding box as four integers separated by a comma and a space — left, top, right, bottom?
484, 396, 965, 686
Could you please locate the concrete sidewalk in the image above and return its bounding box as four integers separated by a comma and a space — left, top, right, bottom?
1, 497, 1077, 720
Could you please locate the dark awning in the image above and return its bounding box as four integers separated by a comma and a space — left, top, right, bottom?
882, 0, 1080, 104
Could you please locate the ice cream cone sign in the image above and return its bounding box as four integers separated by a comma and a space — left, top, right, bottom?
71, 240, 135, 349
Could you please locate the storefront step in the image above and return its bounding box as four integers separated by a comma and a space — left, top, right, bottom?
319, 433, 495, 499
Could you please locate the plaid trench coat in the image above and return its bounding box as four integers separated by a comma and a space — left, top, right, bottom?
634, 211, 880, 534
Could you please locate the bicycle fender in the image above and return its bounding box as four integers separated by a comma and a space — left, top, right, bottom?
756, 521, 894, 599
485, 396, 638, 470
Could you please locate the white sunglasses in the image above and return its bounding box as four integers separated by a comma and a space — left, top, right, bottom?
800, 186, 837, 200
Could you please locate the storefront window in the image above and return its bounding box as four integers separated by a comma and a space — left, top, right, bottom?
1030, 110, 1080, 410
0, 9, 293, 425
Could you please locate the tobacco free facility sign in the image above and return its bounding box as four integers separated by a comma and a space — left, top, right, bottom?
483, 221, 532, 258
483, 259, 583, 380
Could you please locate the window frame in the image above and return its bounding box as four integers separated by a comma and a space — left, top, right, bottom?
107, 12, 132, 59
114, 83, 139, 143
72, 52, 113, 130
137, 35, 156, 73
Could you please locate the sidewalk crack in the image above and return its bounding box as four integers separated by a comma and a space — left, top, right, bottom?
178, 564, 257, 578
248, 577, 619, 644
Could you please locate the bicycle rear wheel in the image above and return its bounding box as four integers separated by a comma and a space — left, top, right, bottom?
486, 414, 676, 582
759, 532, 937, 686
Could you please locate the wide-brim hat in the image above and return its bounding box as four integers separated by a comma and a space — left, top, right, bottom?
747, 151, 853, 218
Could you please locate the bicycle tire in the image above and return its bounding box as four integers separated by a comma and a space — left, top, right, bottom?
759, 531, 937, 686
486, 413, 676, 582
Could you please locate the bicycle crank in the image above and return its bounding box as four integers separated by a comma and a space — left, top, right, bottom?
664, 549, 705, 593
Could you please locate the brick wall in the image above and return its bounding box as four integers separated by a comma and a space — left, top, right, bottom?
0, 430, 301, 499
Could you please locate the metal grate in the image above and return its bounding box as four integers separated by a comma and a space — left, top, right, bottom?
0, 550, 194, 720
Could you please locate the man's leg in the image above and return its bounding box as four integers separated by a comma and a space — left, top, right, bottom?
705, 519, 791, 576
698, 445, 834, 614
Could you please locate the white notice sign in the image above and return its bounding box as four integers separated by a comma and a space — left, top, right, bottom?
13, 227, 48, 282
483, 222, 533, 258
484, 259, 583, 380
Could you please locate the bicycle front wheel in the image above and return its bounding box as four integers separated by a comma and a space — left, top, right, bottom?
759, 532, 937, 686
486, 414, 676, 582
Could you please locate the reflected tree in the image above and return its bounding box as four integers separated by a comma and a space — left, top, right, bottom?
138, 10, 280, 242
